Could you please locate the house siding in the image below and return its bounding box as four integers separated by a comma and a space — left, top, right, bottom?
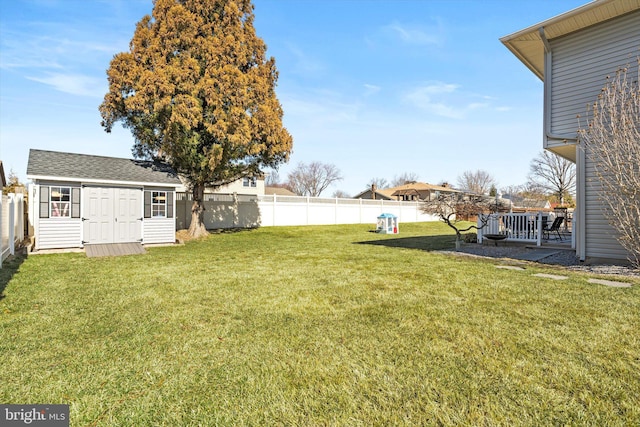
584, 159, 629, 260
548, 10, 639, 262
548, 10, 640, 144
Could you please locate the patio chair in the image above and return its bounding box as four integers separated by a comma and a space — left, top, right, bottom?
543, 216, 564, 241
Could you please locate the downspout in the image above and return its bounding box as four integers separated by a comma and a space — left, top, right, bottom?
576, 147, 586, 261
539, 26, 585, 260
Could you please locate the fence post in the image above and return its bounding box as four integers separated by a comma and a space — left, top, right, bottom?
0, 194, 3, 268
8, 194, 15, 256
272, 194, 277, 227
477, 215, 483, 244
17, 193, 24, 242
536, 211, 542, 246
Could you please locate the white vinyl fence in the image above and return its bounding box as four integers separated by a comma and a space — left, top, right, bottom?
176, 193, 439, 230
1, 193, 25, 268
257, 195, 439, 227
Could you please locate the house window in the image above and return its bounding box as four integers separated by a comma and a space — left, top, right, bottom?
243, 177, 257, 187
151, 191, 167, 217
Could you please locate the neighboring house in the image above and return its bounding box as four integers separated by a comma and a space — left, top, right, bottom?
520, 199, 551, 211
177, 174, 265, 196
354, 182, 461, 202
501, 0, 639, 262
26, 149, 181, 250
502, 196, 552, 211
353, 185, 394, 201
264, 186, 296, 196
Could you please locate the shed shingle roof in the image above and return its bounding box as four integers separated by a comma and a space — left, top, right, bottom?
26, 149, 181, 185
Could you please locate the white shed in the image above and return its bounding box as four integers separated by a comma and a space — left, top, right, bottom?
26, 149, 181, 250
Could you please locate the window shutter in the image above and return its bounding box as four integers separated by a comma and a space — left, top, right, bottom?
39, 186, 49, 218
71, 187, 81, 218
167, 192, 174, 218
144, 191, 151, 218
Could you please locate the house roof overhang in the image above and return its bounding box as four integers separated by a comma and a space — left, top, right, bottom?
500, 0, 640, 80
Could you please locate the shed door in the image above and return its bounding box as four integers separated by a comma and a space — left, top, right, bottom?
114, 188, 142, 243
83, 187, 142, 244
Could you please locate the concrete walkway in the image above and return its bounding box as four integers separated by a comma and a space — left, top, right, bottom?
495, 265, 634, 287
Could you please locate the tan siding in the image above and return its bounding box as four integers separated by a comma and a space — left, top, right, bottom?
549, 10, 640, 137
37, 219, 82, 249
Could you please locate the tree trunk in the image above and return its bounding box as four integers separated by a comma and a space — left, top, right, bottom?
188, 183, 209, 238
455, 232, 462, 251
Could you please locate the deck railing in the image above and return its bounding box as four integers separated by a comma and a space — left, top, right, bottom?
477, 212, 544, 246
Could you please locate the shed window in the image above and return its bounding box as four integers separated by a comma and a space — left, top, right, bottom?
153, 191, 167, 217
40, 186, 80, 219
144, 190, 173, 219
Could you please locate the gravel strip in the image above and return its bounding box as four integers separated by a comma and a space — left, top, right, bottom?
443, 243, 640, 278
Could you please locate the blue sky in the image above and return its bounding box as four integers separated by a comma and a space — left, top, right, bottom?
0, 0, 587, 196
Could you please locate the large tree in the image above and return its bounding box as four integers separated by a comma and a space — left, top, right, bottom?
390, 172, 420, 187
2, 169, 27, 197
286, 162, 343, 197
578, 60, 640, 268
100, 0, 293, 237
527, 151, 576, 206
456, 169, 496, 195
366, 177, 388, 190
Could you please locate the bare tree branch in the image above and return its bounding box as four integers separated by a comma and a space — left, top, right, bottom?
390, 172, 420, 187
367, 177, 389, 190
287, 162, 343, 197
456, 170, 496, 195
422, 193, 498, 249
578, 58, 640, 268
527, 151, 576, 205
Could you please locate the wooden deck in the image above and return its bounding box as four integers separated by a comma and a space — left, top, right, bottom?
85, 243, 146, 258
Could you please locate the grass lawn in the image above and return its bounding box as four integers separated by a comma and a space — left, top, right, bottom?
1, 222, 638, 426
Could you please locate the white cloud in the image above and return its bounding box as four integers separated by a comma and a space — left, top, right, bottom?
286, 43, 325, 76
405, 83, 464, 119
468, 102, 489, 110
404, 83, 499, 119
281, 92, 361, 125
384, 20, 443, 46
27, 72, 106, 97
363, 83, 381, 96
